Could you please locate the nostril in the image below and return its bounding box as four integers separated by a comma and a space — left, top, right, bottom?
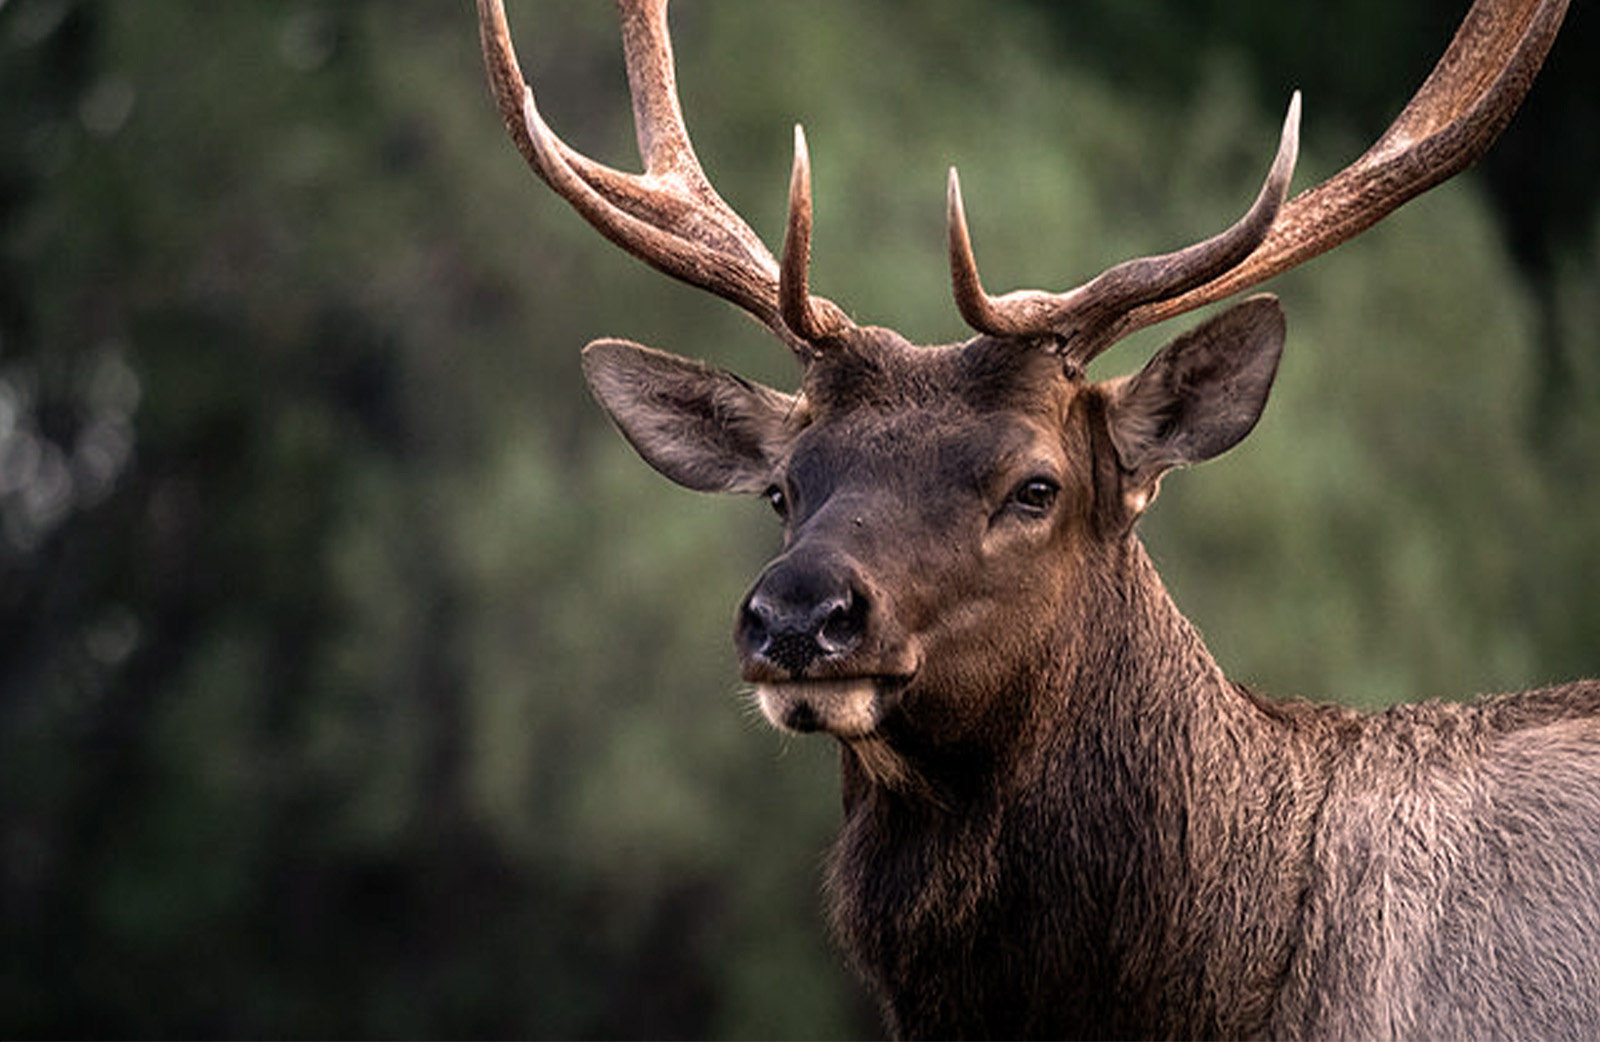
741, 595, 776, 645
816, 591, 866, 656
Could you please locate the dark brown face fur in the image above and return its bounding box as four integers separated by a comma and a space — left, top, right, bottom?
736, 333, 1098, 773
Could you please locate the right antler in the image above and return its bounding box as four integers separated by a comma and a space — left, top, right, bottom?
949, 0, 1569, 366
476, 0, 851, 358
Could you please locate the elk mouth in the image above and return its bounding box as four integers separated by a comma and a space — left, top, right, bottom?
755, 677, 908, 738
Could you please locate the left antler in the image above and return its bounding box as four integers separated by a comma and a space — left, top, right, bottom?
948, 94, 1299, 362
949, 0, 1569, 366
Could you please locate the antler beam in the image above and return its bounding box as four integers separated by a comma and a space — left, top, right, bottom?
948, 0, 1568, 364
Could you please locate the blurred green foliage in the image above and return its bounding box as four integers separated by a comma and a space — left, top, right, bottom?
1, 0, 1596, 1037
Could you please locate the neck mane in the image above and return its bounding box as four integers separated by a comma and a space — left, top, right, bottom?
829, 531, 1344, 1038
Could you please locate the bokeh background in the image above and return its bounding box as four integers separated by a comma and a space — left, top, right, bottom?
3, 0, 1597, 1037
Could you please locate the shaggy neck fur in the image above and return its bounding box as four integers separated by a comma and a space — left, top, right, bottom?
825, 532, 1347, 1039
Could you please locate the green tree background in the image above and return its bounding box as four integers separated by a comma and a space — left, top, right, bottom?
2, 0, 1596, 1037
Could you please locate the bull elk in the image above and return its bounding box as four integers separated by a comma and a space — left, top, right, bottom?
475, 0, 1595, 1037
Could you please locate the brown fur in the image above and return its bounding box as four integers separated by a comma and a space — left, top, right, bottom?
584, 310, 1600, 1039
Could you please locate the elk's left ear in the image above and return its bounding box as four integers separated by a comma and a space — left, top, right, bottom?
583, 338, 800, 495
1103, 294, 1285, 512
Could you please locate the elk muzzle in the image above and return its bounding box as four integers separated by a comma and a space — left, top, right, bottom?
736, 547, 907, 736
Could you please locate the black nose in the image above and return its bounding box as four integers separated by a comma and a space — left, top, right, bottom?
738, 559, 868, 676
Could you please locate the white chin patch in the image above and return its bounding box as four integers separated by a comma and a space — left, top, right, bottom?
756, 680, 880, 738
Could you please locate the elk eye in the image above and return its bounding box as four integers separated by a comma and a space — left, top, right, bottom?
765, 485, 789, 519
1008, 477, 1060, 517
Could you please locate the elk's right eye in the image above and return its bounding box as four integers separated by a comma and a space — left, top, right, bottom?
765, 485, 789, 519
1007, 477, 1060, 518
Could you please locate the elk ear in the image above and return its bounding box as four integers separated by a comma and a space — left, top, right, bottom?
582, 338, 800, 494
1104, 295, 1285, 513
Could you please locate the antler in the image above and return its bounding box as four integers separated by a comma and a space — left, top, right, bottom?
950, 0, 1569, 366
949, 94, 1300, 360
476, 0, 850, 358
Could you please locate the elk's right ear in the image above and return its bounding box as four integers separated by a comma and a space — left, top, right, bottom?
582, 339, 801, 495
1102, 295, 1285, 515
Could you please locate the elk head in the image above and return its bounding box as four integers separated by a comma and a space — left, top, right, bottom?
476, 0, 1567, 792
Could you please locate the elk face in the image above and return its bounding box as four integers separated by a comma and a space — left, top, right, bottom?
583, 297, 1285, 769
733, 335, 1087, 749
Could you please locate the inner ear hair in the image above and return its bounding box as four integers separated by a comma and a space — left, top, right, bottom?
1081, 385, 1153, 535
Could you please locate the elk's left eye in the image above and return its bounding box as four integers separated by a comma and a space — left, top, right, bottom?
765, 485, 789, 519
1008, 477, 1060, 517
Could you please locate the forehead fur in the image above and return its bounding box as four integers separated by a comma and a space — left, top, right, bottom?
800, 328, 1071, 419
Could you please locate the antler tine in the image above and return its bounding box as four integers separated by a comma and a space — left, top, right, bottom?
782, 125, 854, 347
950, 94, 1299, 360
476, 0, 852, 357
615, 0, 694, 180
1106, 0, 1569, 346
948, 168, 1076, 340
